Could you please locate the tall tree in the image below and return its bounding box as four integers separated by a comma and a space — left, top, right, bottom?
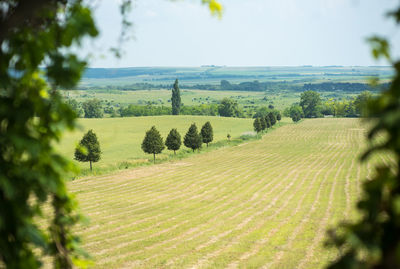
82, 98, 103, 118
200, 121, 214, 147
171, 79, 181, 115
141, 126, 165, 163
300, 90, 322, 118
253, 118, 262, 133
184, 123, 202, 152
165, 128, 182, 154
74, 130, 102, 171
289, 104, 303, 122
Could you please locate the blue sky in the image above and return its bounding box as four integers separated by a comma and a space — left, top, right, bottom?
83, 0, 400, 67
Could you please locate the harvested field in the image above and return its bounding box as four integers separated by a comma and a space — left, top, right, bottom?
68, 118, 390, 268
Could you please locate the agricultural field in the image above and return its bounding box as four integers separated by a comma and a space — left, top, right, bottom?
63, 118, 392, 268
57, 115, 256, 173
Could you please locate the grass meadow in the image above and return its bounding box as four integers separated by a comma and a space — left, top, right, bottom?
56, 115, 263, 174
54, 118, 394, 268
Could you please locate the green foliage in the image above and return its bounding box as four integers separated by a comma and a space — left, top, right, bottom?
200, 121, 214, 146
82, 98, 103, 118
172, 79, 181, 115
66, 98, 83, 117
184, 123, 203, 152
74, 130, 101, 171
218, 98, 243, 117
300, 90, 322, 118
0, 0, 98, 267
327, 5, 400, 268
165, 128, 182, 154
265, 115, 271, 128
290, 104, 303, 122
276, 112, 282, 122
253, 118, 262, 133
260, 117, 267, 131
141, 126, 165, 163
268, 112, 277, 126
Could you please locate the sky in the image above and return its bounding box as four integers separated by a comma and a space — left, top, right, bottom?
82, 0, 400, 67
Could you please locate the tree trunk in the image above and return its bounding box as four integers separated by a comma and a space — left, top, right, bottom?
90, 161, 92, 171
174, 150, 176, 155
192, 148, 195, 152
207, 143, 208, 147
153, 153, 155, 164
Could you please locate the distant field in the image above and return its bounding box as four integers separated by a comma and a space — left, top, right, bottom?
63, 89, 299, 110
80, 66, 393, 86
62, 118, 393, 268
57, 115, 256, 172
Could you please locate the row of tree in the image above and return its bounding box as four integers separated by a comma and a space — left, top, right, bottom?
142, 122, 214, 163
253, 112, 280, 133
72, 121, 214, 170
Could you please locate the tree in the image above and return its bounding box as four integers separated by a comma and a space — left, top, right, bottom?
165, 128, 182, 154
265, 115, 271, 129
253, 118, 262, 133
289, 104, 303, 122
260, 117, 267, 131
0, 0, 222, 267
218, 98, 243, 117
201, 121, 214, 147
268, 112, 277, 126
141, 126, 165, 163
300, 90, 322, 118
184, 123, 203, 152
354, 90, 372, 116
326, 5, 400, 268
171, 79, 182, 115
276, 112, 282, 122
74, 130, 101, 171
82, 98, 103, 118
66, 99, 83, 117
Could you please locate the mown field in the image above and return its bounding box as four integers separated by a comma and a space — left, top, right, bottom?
64, 118, 393, 268
57, 115, 256, 173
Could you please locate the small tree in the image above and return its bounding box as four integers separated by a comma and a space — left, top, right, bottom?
268, 112, 277, 126
171, 79, 181, 115
260, 117, 267, 132
227, 133, 231, 141
184, 123, 202, 152
74, 130, 101, 171
165, 128, 182, 154
201, 121, 214, 147
276, 112, 282, 122
253, 118, 262, 133
265, 116, 271, 129
141, 126, 165, 163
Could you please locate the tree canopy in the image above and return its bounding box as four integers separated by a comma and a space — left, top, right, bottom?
165, 128, 182, 154
218, 98, 243, 117
300, 90, 322, 118
74, 130, 102, 171
184, 123, 203, 152
82, 99, 103, 118
200, 121, 214, 147
141, 126, 165, 163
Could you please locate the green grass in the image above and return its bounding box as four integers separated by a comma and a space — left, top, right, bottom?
52, 118, 394, 268
57, 115, 271, 175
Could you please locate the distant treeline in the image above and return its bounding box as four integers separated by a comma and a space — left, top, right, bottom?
79, 80, 389, 94
120, 104, 219, 117
303, 82, 389, 93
